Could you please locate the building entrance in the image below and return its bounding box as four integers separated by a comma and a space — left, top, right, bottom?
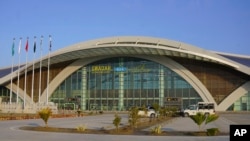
50, 57, 201, 111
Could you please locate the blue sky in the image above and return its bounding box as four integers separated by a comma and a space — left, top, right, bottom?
0, 0, 250, 68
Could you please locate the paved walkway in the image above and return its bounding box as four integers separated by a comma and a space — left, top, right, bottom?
153, 116, 235, 133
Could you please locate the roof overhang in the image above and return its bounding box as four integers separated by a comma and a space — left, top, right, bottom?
41, 36, 248, 72
1, 36, 249, 84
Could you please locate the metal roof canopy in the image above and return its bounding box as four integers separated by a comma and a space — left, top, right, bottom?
3, 36, 250, 76
42, 35, 241, 69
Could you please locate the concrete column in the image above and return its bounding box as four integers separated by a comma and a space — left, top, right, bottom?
81, 67, 87, 110
159, 67, 164, 106
118, 58, 124, 111
119, 72, 124, 110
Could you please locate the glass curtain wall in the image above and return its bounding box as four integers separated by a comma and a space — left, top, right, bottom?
0, 86, 20, 103
50, 57, 202, 111
229, 92, 250, 111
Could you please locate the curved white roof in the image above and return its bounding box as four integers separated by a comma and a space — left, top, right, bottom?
47, 36, 250, 74
1, 36, 250, 84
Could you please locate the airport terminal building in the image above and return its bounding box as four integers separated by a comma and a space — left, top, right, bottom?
0, 36, 250, 112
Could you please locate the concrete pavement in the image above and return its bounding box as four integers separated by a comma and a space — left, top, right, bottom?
1, 112, 249, 141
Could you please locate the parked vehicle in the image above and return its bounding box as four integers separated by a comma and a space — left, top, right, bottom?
182, 102, 215, 117
137, 107, 157, 118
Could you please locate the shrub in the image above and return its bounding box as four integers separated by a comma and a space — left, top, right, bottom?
159, 107, 167, 118
152, 103, 160, 112
151, 125, 162, 134
190, 112, 219, 132
38, 107, 52, 127
128, 107, 140, 129
76, 124, 87, 132
207, 128, 219, 136
113, 114, 121, 132
76, 109, 81, 117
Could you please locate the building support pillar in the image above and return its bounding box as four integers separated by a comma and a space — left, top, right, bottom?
159, 67, 164, 106
118, 58, 124, 111
81, 67, 87, 110
119, 72, 124, 111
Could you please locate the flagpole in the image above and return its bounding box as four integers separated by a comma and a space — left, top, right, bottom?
17, 38, 22, 104
46, 35, 52, 105
38, 36, 43, 104
10, 38, 15, 104
24, 37, 29, 109
31, 36, 36, 104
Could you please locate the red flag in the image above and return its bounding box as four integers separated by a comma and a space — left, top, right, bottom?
25, 39, 28, 52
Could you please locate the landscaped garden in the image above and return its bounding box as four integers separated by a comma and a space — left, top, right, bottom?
16, 106, 229, 136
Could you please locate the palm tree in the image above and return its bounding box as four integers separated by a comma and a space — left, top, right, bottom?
190, 112, 206, 131
190, 112, 219, 131
205, 114, 219, 125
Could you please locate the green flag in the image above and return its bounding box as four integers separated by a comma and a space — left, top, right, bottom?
12, 40, 15, 56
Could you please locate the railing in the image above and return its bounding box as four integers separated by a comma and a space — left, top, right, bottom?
0, 102, 58, 114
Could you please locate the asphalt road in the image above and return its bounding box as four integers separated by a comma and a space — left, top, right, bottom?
0, 112, 249, 141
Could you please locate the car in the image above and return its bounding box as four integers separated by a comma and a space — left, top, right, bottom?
137, 108, 157, 118
182, 102, 215, 117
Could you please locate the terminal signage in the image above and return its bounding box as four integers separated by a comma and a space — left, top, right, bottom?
129, 64, 150, 73
92, 65, 111, 73
91, 64, 150, 73
114, 67, 127, 72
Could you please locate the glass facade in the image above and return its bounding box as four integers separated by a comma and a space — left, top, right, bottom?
228, 92, 250, 111
0, 86, 22, 103
0, 86, 12, 102
172, 57, 249, 105
50, 57, 202, 111
0, 57, 249, 111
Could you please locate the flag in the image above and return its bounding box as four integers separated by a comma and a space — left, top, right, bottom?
33, 39, 36, 53
49, 36, 52, 51
11, 40, 15, 56
18, 39, 22, 54
40, 36, 43, 51
25, 38, 28, 52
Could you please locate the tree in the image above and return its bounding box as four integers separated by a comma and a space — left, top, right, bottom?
205, 114, 219, 125
190, 112, 206, 131
113, 113, 121, 132
38, 107, 52, 127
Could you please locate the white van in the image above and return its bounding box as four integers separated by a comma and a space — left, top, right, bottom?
182, 102, 215, 117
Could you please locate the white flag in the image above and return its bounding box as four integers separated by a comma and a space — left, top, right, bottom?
18, 39, 22, 54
